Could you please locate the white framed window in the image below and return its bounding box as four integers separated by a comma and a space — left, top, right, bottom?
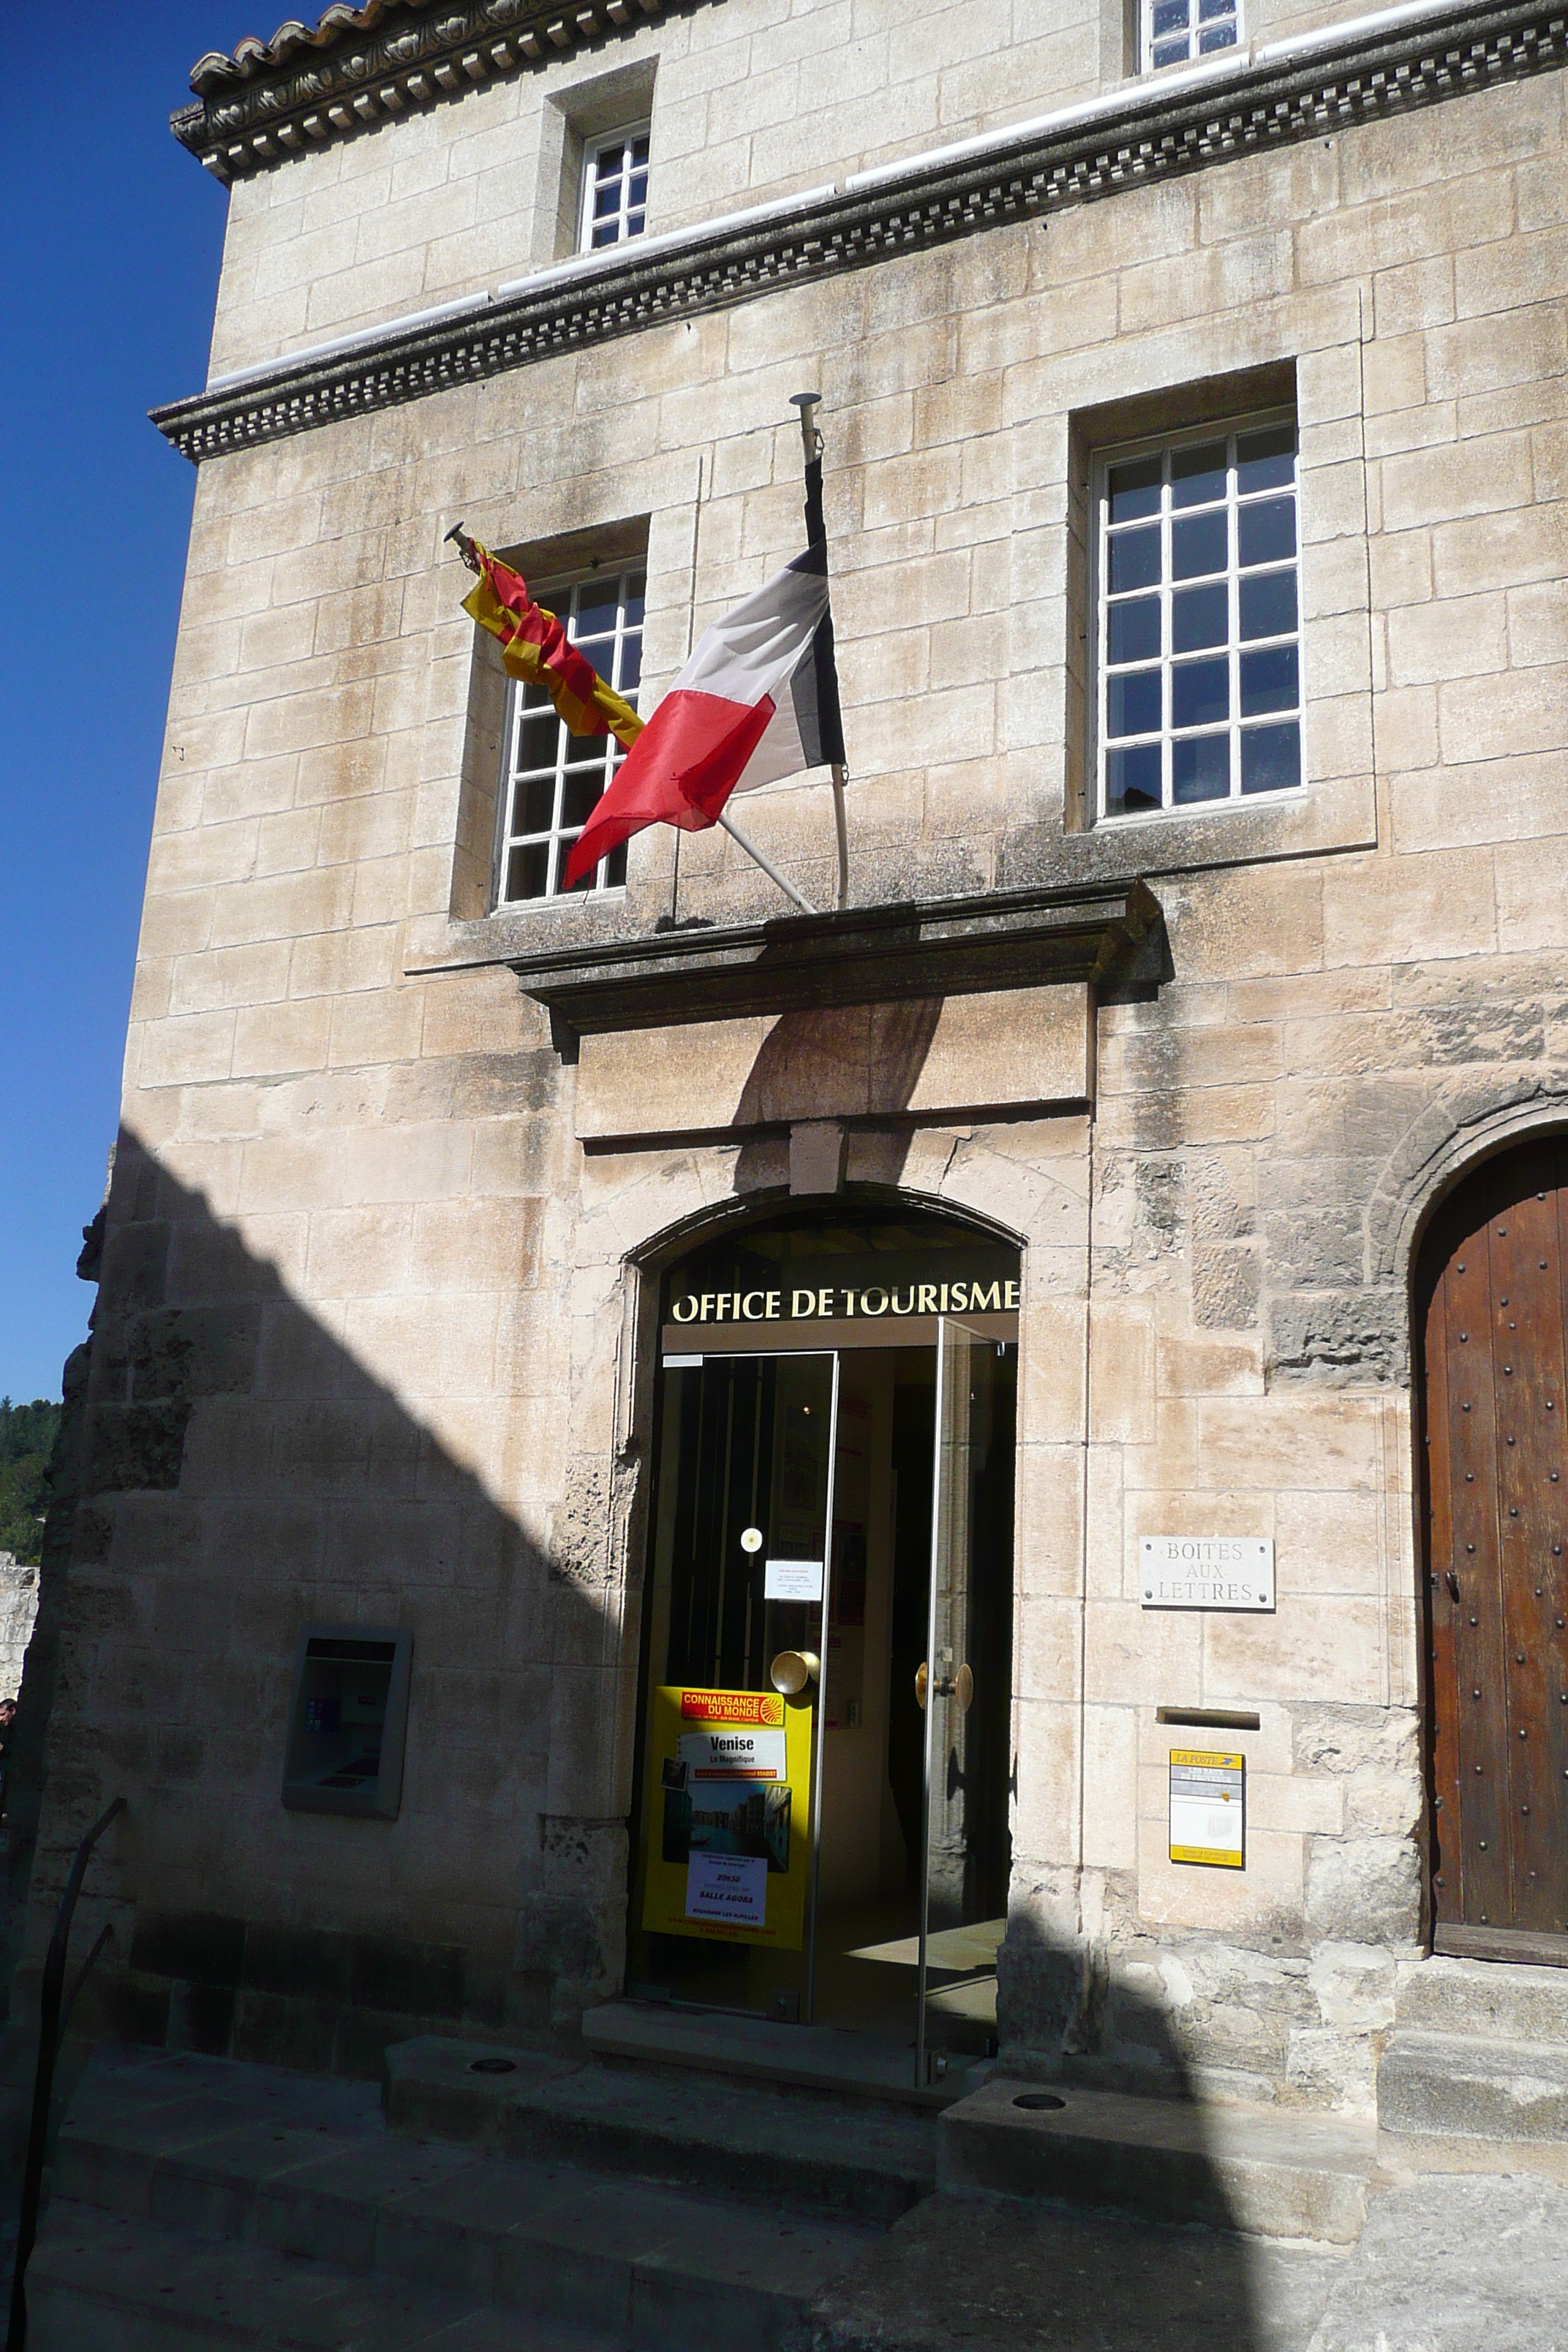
1093, 414, 1302, 823
494, 568, 645, 903
1144, 0, 1239, 70
580, 124, 649, 251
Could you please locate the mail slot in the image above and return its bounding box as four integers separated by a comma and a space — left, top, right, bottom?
282, 1627, 412, 1819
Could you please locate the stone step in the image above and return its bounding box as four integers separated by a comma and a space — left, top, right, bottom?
1379, 2029, 1568, 2150
1395, 1955, 1568, 2045
387, 2035, 937, 2224
27, 2197, 609, 2350
938, 2075, 1380, 2244
803, 2183, 1345, 2352
581, 1997, 982, 2106
50, 2043, 878, 2351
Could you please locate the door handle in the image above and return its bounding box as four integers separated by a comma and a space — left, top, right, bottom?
1446, 1569, 1461, 1602
916, 1662, 974, 1711
770, 1649, 818, 1695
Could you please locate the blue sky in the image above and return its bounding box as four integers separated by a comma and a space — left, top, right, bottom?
0, 10, 268, 1403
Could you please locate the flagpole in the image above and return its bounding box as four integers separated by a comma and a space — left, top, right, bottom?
790, 393, 850, 912
830, 764, 849, 908
717, 811, 817, 915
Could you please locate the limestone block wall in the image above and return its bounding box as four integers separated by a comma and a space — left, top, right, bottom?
206, 0, 1120, 380
202, 0, 1413, 382
23, 49, 1566, 2091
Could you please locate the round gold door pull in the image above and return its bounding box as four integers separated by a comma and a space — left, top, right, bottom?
770, 1649, 819, 1695
916, 1661, 973, 1710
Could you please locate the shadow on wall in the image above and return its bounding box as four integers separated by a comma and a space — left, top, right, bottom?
0, 1205, 104, 2031
980, 1908, 1267, 2349
731, 999, 944, 1188
0, 1126, 633, 2078
0, 1139, 1272, 2339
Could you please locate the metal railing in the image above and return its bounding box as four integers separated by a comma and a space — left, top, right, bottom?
5, 1795, 124, 2352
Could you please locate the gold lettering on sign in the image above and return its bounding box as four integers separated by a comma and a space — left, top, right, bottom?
666, 1271, 1019, 1328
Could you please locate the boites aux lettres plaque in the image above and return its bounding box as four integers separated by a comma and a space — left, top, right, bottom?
1139, 1535, 1274, 1611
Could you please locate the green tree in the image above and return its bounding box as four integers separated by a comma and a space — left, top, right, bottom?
0, 1397, 61, 1567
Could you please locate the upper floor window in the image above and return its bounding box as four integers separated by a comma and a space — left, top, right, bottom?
1094, 415, 1301, 823
495, 568, 644, 902
1145, 0, 1238, 69
581, 125, 649, 251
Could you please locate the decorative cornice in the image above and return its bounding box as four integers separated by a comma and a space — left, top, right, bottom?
503, 878, 1165, 1060
174, 0, 674, 182
190, 3, 496, 97
154, 0, 1566, 464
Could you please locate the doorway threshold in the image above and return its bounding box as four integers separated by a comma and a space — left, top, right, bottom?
1434, 1923, 1568, 1969
583, 1997, 985, 2108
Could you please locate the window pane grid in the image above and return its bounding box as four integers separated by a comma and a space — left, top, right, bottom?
584, 127, 650, 250
1147, 0, 1238, 69
496, 569, 644, 903
1096, 421, 1302, 823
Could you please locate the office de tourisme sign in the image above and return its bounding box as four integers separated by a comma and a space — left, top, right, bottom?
668, 1277, 1022, 1325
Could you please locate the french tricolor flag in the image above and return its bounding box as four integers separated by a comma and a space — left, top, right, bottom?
562, 541, 845, 890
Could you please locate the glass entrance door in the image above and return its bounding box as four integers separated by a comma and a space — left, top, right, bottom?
917, 1316, 1010, 2084
630, 1302, 1014, 2076
629, 1349, 839, 2021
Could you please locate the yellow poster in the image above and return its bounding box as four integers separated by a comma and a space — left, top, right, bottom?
1169, 1749, 1246, 1869
641, 1686, 813, 1948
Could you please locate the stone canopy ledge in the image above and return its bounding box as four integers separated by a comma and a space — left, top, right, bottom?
516, 881, 1164, 1145
508, 878, 1164, 1063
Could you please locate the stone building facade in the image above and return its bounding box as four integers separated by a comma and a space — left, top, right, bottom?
0, 1561, 39, 1708
13, 0, 1567, 2112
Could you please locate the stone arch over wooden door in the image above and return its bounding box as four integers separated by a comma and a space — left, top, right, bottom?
1418, 1136, 1568, 1959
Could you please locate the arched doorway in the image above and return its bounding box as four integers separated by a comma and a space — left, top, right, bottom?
626, 1201, 1019, 2081
1418, 1136, 1568, 1957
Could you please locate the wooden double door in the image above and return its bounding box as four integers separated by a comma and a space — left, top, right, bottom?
1420, 1137, 1568, 1948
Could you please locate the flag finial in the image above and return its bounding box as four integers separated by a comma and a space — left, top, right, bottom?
443, 519, 481, 574
789, 390, 822, 461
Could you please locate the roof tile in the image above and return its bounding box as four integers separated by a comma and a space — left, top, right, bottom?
189, 1, 440, 96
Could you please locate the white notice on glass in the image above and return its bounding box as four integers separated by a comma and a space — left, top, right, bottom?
685, 1851, 768, 1926
1139, 1537, 1274, 1611
677, 1727, 787, 1782
764, 1558, 823, 1602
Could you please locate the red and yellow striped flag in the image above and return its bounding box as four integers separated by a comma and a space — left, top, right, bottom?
455, 532, 643, 749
